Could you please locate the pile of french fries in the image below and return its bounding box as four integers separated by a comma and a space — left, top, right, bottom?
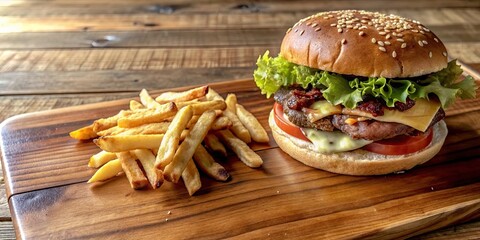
69, 86, 269, 195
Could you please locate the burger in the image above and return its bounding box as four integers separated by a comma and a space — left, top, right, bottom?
253, 10, 476, 175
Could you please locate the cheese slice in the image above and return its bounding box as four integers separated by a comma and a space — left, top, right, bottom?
304, 100, 342, 122
342, 98, 440, 132
303, 128, 372, 153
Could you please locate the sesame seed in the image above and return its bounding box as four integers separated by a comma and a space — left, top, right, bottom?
429, 51, 432, 58
397, 33, 403, 37
324, 16, 329, 19
422, 40, 428, 45
434, 38, 439, 43
306, 22, 312, 26
371, 38, 377, 43
378, 41, 385, 46
379, 46, 386, 52
312, 23, 318, 27
359, 31, 365, 36
401, 43, 407, 48
423, 27, 430, 32
330, 23, 337, 27
341, 39, 347, 44
300, 30, 305, 36
286, 28, 292, 34
379, 31, 386, 35
397, 38, 404, 42
384, 41, 391, 45
418, 40, 424, 47
412, 29, 419, 33
392, 51, 397, 58
443, 52, 447, 57
347, 25, 353, 29
338, 28, 343, 33
315, 27, 321, 32
386, 34, 391, 39
294, 29, 298, 33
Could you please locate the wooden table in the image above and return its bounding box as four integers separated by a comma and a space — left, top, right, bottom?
0, 0, 479, 239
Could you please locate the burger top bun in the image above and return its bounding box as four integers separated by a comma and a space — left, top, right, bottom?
280, 10, 448, 78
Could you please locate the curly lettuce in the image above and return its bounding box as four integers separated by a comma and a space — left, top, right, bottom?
253, 51, 477, 109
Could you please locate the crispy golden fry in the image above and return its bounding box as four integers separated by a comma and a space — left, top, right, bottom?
186, 115, 200, 129
222, 110, 251, 143
92, 110, 131, 133
235, 104, 269, 143
87, 159, 122, 183
156, 86, 209, 104
181, 159, 202, 196
132, 149, 164, 189
140, 89, 164, 109
70, 124, 97, 140
129, 100, 145, 110
225, 94, 238, 113
156, 105, 193, 170
118, 152, 149, 189
89, 150, 117, 168
211, 116, 232, 131
215, 129, 263, 168
163, 110, 216, 183
191, 100, 226, 115
94, 134, 164, 152
97, 122, 170, 136
193, 145, 229, 181
175, 99, 200, 108
204, 133, 227, 156
205, 88, 224, 101
117, 102, 177, 128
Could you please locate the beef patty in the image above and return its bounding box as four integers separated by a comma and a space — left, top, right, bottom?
274, 87, 445, 141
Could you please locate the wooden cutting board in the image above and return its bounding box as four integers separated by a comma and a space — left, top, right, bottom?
1, 79, 479, 239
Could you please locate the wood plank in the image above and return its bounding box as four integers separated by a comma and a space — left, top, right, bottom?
0, 9, 478, 32
0, 0, 478, 15
0, 222, 14, 240
412, 221, 480, 239
0, 46, 278, 73
0, 67, 253, 95
0, 43, 478, 74
0, 24, 478, 50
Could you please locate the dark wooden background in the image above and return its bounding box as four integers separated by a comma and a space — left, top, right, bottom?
0, 0, 479, 239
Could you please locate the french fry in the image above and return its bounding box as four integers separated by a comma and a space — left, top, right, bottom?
97, 122, 170, 136
222, 110, 251, 143
204, 133, 227, 156
225, 94, 237, 113
236, 104, 270, 143
193, 145, 229, 181
140, 89, 164, 109
94, 134, 164, 152
132, 149, 164, 189
70, 124, 97, 140
163, 110, 217, 183
211, 116, 232, 131
181, 159, 202, 196
175, 99, 200, 108
129, 100, 145, 110
186, 115, 200, 129
92, 110, 131, 132
156, 85, 209, 103
89, 150, 117, 168
191, 100, 226, 115
205, 88, 224, 101
87, 159, 122, 183
155, 105, 194, 170
215, 129, 263, 168
117, 102, 177, 128
117, 152, 149, 189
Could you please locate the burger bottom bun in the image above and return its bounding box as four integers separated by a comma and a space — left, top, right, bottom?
269, 110, 448, 175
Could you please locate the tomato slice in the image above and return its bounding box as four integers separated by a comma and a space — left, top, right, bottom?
273, 103, 311, 142
362, 128, 433, 155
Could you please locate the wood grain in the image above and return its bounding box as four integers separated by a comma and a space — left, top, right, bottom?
0, 9, 478, 33
1, 79, 480, 239
0, 24, 478, 50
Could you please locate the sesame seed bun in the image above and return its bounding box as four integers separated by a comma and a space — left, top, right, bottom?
268, 110, 448, 175
281, 10, 448, 78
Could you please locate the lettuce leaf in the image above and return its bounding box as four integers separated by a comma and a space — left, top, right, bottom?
253, 51, 477, 109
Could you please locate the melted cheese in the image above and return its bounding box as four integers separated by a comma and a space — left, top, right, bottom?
342, 99, 440, 132
304, 100, 342, 122
303, 128, 372, 153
